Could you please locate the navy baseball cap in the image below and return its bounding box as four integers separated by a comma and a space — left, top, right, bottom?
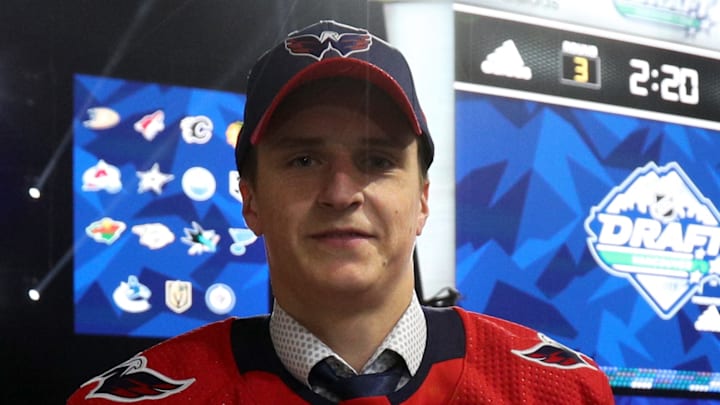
234, 20, 434, 175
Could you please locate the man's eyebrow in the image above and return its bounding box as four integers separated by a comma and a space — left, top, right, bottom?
361, 136, 409, 149
264, 135, 324, 149
265, 134, 409, 150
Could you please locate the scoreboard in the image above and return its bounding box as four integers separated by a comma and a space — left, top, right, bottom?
454, 3, 720, 396
455, 4, 720, 131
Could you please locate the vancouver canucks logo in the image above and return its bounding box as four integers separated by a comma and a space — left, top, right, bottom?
585, 162, 720, 320
285, 30, 372, 61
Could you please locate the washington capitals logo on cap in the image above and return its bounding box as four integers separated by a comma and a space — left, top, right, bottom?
285, 30, 372, 61
511, 333, 597, 370
83, 355, 195, 402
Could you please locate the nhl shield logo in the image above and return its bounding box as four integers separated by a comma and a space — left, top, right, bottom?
585, 161, 720, 320
166, 280, 192, 314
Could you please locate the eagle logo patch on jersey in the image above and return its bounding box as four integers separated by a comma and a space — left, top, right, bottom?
285, 30, 372, 61
83, 355, 195, 402
511, 333, 597, 370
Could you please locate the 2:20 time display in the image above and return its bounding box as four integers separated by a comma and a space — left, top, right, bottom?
629, 58, 699, 105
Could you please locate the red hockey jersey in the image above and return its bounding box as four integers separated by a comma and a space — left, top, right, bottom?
67, 306, 614, 404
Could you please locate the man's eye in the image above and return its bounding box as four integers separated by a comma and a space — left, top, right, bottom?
364, 156, 394, 170
290, 155, 315, 167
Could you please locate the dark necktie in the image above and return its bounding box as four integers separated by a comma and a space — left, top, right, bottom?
309, 358, 405, 400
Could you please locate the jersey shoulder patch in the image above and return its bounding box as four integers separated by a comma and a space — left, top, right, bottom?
82, 355, 195, 402
511, 333, 597, 370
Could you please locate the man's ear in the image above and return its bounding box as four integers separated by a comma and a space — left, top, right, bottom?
240, 179, 263, 236
416, 179, 430, 236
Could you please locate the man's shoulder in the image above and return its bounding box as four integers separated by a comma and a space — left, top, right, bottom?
450, 307, 567, 345
425, 305, 569, 345
447, 307, 615, 404
66, 317, 265, 404
451, 306, 601, 369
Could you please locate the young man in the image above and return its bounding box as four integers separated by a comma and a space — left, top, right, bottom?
68, 21, 614, 404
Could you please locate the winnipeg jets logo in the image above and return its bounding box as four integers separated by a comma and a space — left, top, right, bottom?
512, 333, 596, 370
83, 355, 195, 402
285, 30, 372, 61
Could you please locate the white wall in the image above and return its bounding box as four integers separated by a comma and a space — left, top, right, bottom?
383, 1, 456, 299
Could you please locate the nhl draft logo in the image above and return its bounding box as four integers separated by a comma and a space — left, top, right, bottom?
585, 161, 720, 320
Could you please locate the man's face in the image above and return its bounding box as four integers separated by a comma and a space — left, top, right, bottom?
240, 80, 429, 308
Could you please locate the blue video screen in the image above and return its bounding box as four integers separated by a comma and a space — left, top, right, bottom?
455, 90, 720, 393
73, 74, 269, 338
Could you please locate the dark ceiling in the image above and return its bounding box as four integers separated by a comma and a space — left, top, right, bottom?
0, 1, 383, 402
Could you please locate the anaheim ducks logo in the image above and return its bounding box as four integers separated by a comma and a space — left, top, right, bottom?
83, 355, 195, 402
512, 333, 597, 370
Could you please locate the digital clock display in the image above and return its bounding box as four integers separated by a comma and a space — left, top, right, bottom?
455, 7, 720, 129
629, 58, 699, 105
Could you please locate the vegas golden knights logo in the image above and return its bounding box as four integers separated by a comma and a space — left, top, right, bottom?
166, 280, 192, 314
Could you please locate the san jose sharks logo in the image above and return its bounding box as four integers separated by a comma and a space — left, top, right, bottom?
285, 29, 372, 61
512, 333, 596, 370
83, 355, 195, 402
585, 161, 720, 320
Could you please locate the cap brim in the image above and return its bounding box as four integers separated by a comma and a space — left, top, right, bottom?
249, 57, 424, 145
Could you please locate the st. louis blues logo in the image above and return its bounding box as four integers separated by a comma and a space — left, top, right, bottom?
512, 333, 597, 370
83, 355, 195, 402
285, 30, 372, 61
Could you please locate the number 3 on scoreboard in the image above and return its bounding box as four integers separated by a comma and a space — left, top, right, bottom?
573, 56, 589, 83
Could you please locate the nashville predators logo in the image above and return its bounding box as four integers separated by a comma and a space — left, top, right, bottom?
83, 355, 195, 402
512, 333, 597, 370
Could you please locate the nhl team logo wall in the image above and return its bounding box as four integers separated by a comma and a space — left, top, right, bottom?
585, 161, 720, 320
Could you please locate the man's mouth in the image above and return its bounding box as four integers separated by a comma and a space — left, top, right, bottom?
311, 228, 373, 240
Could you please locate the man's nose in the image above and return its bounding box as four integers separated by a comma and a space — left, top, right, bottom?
317, 163, 364, 210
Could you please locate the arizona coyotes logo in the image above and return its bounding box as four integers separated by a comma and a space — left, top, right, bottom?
511, 333, 597, 370
83, 355, 195, 402
285, 30, 372, 61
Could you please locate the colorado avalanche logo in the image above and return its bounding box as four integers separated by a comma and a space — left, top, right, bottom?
83, 355, 195, 402
285, 30, 372, 61
511, 333, 596, 370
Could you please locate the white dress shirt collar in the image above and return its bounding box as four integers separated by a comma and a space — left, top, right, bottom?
269, 294, 427, 387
